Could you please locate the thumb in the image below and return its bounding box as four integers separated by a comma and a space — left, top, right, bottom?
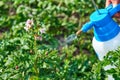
106, 0, 112, 7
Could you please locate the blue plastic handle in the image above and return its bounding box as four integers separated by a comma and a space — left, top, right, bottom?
107, 4, 120, 17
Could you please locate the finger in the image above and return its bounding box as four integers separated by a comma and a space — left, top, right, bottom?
114, 13, 120, 18
106, 0, 112, 7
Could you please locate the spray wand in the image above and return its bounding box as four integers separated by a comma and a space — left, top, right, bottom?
63, 0, 100, 45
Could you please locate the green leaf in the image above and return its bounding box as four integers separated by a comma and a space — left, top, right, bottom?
10, 74, 22, 79
0, 1, 4, 7
5, 56, 13, 66
22, 45, 30, 50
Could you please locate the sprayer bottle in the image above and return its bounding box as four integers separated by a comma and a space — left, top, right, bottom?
77, 4, 120, 60
76, 4, 120, 80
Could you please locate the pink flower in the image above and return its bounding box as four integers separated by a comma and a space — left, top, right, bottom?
25, 19, 33, 27
40, 28, 46, 34
24, 19, 33, 31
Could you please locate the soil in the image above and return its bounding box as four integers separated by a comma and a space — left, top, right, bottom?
0, 27, 9, 39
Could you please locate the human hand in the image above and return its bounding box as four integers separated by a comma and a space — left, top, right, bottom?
106, 0, 120, 18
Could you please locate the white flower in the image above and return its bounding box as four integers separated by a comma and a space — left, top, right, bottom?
40, 28, 46, 34
24, 26, 29, 31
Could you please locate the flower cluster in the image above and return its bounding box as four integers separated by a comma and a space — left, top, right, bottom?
34, 28, 47, 41
24, 19, 47, 41
24, 19, 34, 31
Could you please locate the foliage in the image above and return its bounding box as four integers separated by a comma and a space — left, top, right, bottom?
0, 0, 105, 34
0, 0, 120, 80
0, 25, 120, 79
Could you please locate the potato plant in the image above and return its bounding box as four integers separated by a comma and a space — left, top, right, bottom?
0, 0, 120, 80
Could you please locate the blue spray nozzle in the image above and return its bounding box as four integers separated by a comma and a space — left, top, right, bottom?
81, 21, 94, 32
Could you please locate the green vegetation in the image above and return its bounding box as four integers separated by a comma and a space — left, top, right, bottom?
0, 0, 120, 80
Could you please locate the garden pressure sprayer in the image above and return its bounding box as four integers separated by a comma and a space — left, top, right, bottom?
78, 3, 120, 60
66, 3, 120, 61
65, 1, 120, 79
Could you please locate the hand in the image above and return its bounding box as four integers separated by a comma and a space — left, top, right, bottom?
106, 0, 120, 18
